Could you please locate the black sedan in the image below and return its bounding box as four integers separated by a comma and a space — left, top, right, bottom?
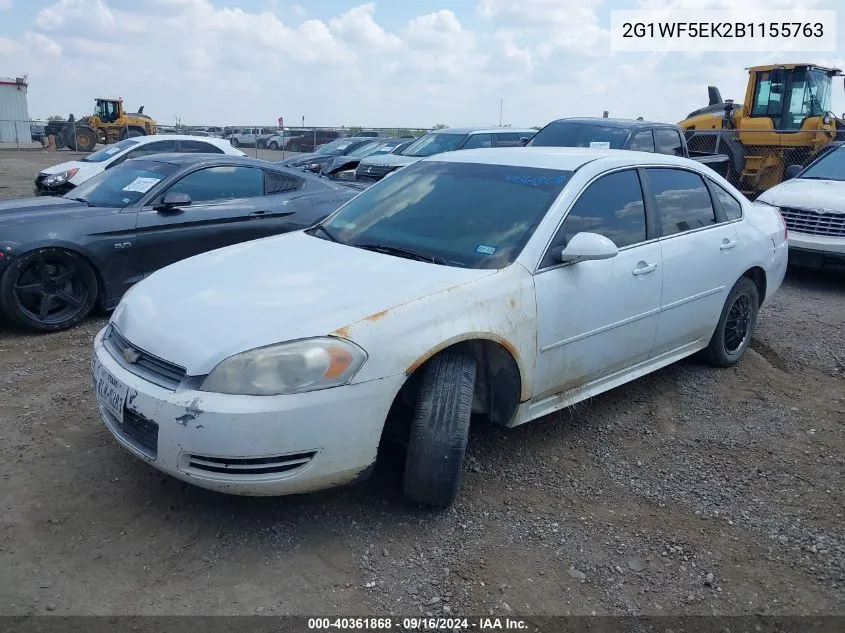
0, 154, 364, 333
320, 138, 414, 179
275, 137, 375, 173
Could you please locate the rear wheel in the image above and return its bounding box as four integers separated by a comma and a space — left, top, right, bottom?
269, 141, 279, 150
0, 248, 98, 332
70, 125, 97, 152
700, 277, 759, 367
403, 352, 477, 507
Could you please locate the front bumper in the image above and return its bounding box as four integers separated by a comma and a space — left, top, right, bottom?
788, 232, 845, 269
92, 328, 404, 496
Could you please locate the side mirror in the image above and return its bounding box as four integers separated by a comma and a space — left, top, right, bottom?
519, 137, 530, 146
557, 232, 619, 263
153, 191, 191, 211
785, 164, 803, 179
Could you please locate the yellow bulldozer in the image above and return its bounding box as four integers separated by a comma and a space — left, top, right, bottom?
45, 98, 158, 152
678, 63, 845, 197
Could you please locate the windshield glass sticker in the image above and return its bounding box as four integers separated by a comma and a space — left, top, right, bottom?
505, 174, 568, 186
476, 245, 497, 255
122, 177, 162, 193
104, 147, 122, 155
589, 141, 611, 149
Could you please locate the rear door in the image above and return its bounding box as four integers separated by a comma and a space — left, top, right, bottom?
645, 167, 742, 355
135, 164, 282, 274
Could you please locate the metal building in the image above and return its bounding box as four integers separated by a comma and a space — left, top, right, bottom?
0, 76, 30, 143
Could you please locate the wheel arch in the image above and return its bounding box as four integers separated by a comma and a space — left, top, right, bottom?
742, 265, 767, 304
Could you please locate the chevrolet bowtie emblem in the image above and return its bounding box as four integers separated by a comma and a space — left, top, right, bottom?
122, 346, 140, 364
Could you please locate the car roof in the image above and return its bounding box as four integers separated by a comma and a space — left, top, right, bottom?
431, 127, 537, 135
426, 146, 698, 171
129, 134, 234, 146
546, 117, 674, 129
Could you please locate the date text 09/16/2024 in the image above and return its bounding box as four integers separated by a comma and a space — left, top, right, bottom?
307, 617, 529, 630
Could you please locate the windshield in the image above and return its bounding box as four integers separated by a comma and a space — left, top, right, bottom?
82, 138, 139, 163
65, 160, 178, 207
320, 161, 573, 269
348, 141, 402, 158
315, 139, 361, 156
799, 145, 845, 181
399, 133, 465, 157
529, 122, 631, 149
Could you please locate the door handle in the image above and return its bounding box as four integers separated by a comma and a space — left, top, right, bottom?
248, 210, 271, 219
632, 262, 658, 276
720, 238, 738, 250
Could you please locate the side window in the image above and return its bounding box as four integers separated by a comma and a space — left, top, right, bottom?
125, 140, 176, 159
180, 140, 225, 154
711, 181, 743, 221
493, 132, 521, 147
264, 170, 305, 195
462, 134, 493, 149
540, 169, 647, 268
628, 131, 655, 152
166, 166, 264, 203
654, 129, 684, 156
647, 168, 716, 236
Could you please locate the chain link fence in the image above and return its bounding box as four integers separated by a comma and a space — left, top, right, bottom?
684, 127, 843, 197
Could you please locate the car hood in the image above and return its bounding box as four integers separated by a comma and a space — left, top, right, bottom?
757, 178, 845, 213
111, 231, 495, 375
39, 160, 97, 178
357, 154, 420, 168
0, 196, 115, 225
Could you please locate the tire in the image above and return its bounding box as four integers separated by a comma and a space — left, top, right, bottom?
71, 125, 97, 152
230, 137, 239, 148
700, 276, 759, 367
403, 351, 477, 507
269, 141, 278, 150
0, 248, 98, 333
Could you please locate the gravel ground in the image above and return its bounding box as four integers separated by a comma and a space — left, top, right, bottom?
0, 150, 843, 617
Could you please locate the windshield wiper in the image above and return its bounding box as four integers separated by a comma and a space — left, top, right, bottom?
71, 196, 95, 207
309, 223, 341, 243
355, 242, 446, 264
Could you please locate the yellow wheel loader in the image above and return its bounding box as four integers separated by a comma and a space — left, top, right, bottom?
678, 64, 845, 197
45, 98, 158, 152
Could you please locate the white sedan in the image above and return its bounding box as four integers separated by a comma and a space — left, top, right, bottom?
35, 134, 245, 195
756, 143, 845, 269
91, 148, 789, 507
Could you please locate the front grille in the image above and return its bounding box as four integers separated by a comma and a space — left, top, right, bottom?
355, 163, 397, 181
104, 326, 186, 390
780, 207, 845, 238
184, 451, 317, 478
105, 408, 159, 459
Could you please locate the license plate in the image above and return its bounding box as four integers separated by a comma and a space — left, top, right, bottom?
92, 353, 128, 423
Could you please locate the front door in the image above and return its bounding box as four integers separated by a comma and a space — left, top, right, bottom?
533, 168, 662, 398
136, 164, 271, 275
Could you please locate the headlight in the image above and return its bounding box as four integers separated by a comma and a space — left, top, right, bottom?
199, 337, 367, 396
44, 168, 79, 186
336, 169, 355, 180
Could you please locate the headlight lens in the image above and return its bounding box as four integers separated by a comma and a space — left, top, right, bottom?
336, 169, 355, 180
45, 168, 79, 185
199, 337, 367, 396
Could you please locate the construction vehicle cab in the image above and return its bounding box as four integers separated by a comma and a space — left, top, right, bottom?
679, 64, 845, 196
44, 98, 157, 153
95, 99, 120, 124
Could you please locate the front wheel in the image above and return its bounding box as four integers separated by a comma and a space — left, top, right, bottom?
269, 141, 278, 150
700, 276, 759, 367
0, 248, 98, 332
403, 351, 477, 507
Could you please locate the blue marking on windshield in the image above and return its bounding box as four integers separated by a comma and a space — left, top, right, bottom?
505, 174, 568, 186
476, 244, 497, 255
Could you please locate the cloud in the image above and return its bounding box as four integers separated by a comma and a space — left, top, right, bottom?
0, 0, 12, 10
329, 3, 403, 51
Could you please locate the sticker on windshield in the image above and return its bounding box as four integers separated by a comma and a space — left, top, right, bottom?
589, 141, 611, 149
104, 147, 122, 155
122, 177, 162, 193
476, 244, 497, 255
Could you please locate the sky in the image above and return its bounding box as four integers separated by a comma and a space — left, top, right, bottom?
0, 0, 843, 128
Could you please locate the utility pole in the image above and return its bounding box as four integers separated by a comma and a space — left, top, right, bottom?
499, 98, 503, 127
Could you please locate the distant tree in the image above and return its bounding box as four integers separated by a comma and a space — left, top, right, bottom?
397, 128, 413, 137
432, 123, 448, 129
412, 129, 428, 136
47, 115, 65, 121
348, 126, 363, 135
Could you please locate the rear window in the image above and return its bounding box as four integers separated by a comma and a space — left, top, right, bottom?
529, 121, 630, 149
322, 161, 573, 269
